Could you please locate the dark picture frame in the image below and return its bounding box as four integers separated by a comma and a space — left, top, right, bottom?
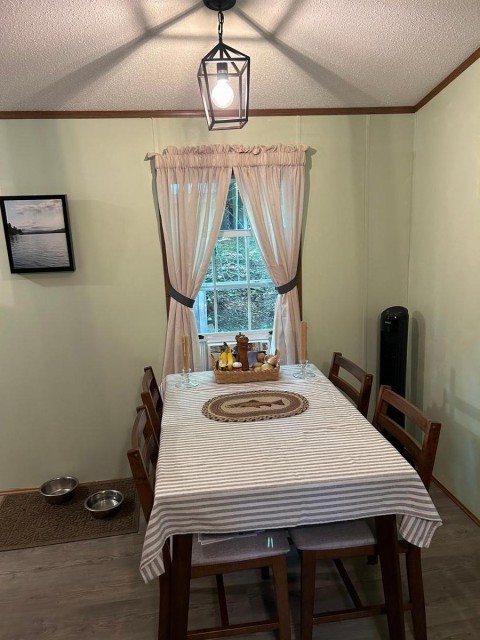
0, 195, 75, 273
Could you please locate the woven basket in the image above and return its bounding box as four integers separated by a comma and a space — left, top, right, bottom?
213, 364, 280, 384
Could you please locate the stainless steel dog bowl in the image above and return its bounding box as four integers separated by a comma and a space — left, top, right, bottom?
39, 476, 79, 504
84, 490, 124, 518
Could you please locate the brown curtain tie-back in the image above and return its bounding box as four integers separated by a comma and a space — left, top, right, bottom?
276, 276, 298, 295
169, 286, 195, 308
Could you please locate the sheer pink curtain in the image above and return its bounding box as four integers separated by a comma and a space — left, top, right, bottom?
150, 147, 231, 376
233, 145, 308, 364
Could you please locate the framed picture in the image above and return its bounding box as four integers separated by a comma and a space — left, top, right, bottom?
0, 195, 75, 273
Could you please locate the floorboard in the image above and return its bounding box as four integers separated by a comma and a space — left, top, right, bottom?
0, 484, 478, 640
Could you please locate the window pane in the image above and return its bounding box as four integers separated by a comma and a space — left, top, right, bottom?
222, 184, 236, 230
221, 179, 249, 230
215, 236, 247, 282
237, 194, 248, 229
205, 290, 216, 332
251, 287, 277, 329
195, 178, 278, 336
217, 288, 248, 332
248, 237, 270, 282
203, 258, 213, 284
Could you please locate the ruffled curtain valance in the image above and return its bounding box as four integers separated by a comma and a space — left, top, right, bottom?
147, 144, 308, 169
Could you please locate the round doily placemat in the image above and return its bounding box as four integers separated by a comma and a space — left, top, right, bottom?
202, 389, 309, 423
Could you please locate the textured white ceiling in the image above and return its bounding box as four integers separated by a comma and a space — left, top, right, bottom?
0, 0, 479, 112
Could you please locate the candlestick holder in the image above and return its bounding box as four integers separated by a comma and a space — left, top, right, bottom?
293, 360, 315, 379
176, 368, 199, 389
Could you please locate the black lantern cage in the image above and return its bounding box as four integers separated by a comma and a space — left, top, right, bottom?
198, 41, 250, 131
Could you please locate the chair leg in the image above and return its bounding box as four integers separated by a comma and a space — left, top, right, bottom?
406, 546, 427, 640
215, 574, 229, 627
271, 555, 291, 640
300, 551, 316, 640
158, 572, 171, 640
376, 514, 405, 640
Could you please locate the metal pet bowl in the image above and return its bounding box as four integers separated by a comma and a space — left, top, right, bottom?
40, 476, 79, 504
84, 490, 124, 519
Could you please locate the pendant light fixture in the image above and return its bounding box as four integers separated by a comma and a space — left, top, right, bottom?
198, 0, 250, 131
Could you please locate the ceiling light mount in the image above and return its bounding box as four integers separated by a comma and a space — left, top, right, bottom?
198, 0, 250, 131
203, 0, 236, 11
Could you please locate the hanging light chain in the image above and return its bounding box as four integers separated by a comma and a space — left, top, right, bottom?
218, 11, 224, 42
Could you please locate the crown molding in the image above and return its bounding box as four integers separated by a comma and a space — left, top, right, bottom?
414, 46, 480, 111
0, 47, 478, 120
0, 106, 414, 119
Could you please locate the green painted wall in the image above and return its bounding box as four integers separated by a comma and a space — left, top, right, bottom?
410, 59, 480, 517
0, 114, 413, 490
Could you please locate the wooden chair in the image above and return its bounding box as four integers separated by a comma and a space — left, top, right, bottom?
127, 407, 292, 640
141, 366, 163, 441
328, 352, 373, 417
290, 385, 441, 640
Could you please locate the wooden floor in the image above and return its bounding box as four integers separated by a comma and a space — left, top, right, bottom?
1, 483, 479, 640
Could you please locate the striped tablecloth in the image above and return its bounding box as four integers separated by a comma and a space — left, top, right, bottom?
140, 365, 442, 583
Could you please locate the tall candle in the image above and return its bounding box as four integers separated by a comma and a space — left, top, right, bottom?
182, 335, 189, 370
300, 321, 307, 363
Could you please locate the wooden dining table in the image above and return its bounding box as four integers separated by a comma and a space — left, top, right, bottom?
140, 364, 442, 640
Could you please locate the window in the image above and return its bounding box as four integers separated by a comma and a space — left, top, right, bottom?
194, 179, 277, 336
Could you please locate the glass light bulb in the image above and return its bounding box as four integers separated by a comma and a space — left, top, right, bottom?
211, 79, 234, 109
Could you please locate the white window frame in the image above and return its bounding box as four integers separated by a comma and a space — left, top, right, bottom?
194, 214, 276, 340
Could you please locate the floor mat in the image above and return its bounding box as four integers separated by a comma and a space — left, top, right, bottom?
0, 478, 139, 551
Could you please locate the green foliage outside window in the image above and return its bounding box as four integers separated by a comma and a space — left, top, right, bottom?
195, 179, 276, 334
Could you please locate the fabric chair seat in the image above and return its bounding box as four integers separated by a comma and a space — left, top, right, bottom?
290, 519, 375, 551
192, 530, 290, 566
290, 517, 407, 552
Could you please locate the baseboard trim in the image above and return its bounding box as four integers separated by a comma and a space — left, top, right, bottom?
432, 476, 480, 528
0, 477, 132, 496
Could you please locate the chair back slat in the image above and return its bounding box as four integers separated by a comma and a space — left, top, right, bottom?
127, 449, 155, 521
131, 405, 158, 448
142, 366, 163, 440
127, 406, 158, 522
328, 352, 373, 417
373, 385, 441, 490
